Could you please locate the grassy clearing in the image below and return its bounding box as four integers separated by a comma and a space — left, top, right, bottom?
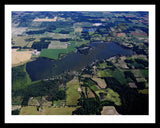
114, 56, 129, 69
12, 64, 31, 92
101, 106, 120, 115
138, 89, 148, 94
40, 41, 76, 60
111, 70, 127, 84
97, 70, 109, 77
66, 77, 81, 106
87, 87, 95, 98
97, 68, 126, 85
91, 77, 107, 88
12, 27, 27, 36
48, 32, 72, 39
74, 27, 82, 32
48, 41, 67, 49
82, 87, 95, 98
44, 106, 77, 115
20, 106, 77, 115
131, 69, 148, 78
28, 97, 40, 106
20, 106, 40, 115
12, 36, 34, 47
95, 88, 121, 106
53, 100, 65, 107
97, 62, 107, 69
27, 96, 52, 106
40, 49, 68, 60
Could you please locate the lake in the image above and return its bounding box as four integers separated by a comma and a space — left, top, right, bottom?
26, 42, 134, 81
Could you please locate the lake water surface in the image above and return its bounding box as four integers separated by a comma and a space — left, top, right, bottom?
26, 42, 134, 81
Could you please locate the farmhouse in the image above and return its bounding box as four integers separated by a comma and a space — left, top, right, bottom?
33, 50, 40, 55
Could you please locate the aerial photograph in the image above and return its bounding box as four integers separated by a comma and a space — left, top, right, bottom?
11, 11, 149, 115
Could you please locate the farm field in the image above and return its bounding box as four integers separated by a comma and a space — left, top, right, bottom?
20, 106, 77, 115
40, 49, 68, 60
40, 41, 76, 59
82, 87, 95, 98
33, 16, 57, 22
91, 77, 107, 88
101, 106, 120, 115
48, 41, 67, 49
12, 49, 33, 67
66, 77, 81, 106
12, 27, 27, 36
12, 36, 30, 47
12, 64, 31, 92
95, 88, 121, 106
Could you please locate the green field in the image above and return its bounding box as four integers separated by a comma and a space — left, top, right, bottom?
97, 69, 126, 85
66, 77, 81, 106
95, 88, 121, 106
40, 49, 68, 60
12, 64, 31, 92
20, 106, 77, 115
40, 41, 76, 60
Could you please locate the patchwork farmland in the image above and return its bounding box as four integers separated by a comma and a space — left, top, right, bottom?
11, 11, 149, 116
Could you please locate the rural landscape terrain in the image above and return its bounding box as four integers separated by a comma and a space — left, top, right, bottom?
12, 11, 148, 115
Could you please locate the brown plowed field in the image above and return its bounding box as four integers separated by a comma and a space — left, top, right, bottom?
12, 49, 33, 66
